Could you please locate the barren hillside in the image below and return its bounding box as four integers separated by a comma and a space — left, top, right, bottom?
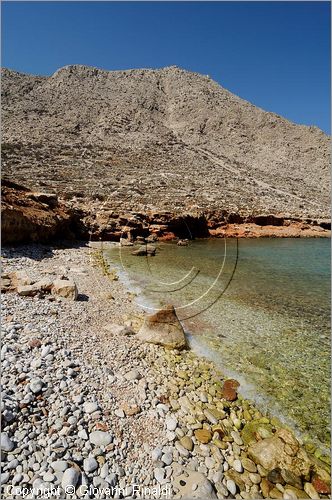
1, 65, 330, 219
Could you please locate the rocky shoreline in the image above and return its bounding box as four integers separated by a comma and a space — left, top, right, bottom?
2, 180, 330, 245
1, 243, 331, 499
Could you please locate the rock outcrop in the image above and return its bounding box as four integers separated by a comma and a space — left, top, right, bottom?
2, 180, 330, 244
1, 179, 82, 244
137, 304, 187, 350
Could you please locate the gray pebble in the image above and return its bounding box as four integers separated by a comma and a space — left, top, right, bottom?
1, 472, 10, 484
50, 460, 68, 472
1, 433, 15, 452
83, 457, 98, 473
61, 467, 80, 489
89, 431, 112, 447
226, 479, 237, 496
154, 467, 165, 483
83, 402, 99, 414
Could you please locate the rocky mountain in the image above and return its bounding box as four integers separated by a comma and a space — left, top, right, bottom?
1, 65, 330, 219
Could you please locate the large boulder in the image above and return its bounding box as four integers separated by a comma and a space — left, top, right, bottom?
10, 270, 33, 288
33, 277, 54, 292
1, 275, 12, 292
51, 279, 78, 300
17, 284, 39, 297
248, 429, 311, 477
137, 305, 187, 350
173, 470, 217, 498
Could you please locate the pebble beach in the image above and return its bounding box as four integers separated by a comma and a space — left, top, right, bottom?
1, 243, 331, 499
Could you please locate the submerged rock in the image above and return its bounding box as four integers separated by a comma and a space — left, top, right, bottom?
304, 482, 319, 499
131, 244, 156, 256
222, 379, 239, 401
281, 468, 303, 489
241, 419, 273, 446
137, 305, 187, 350
267, 468, 284, 484
312, 476, 331, 495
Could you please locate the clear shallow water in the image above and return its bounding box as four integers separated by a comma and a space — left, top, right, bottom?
105, 238, 331, 450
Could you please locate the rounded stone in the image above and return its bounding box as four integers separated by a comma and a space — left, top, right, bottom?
226, 479, 237, 496
83, 402, 99, 414
89, 431, 112, 447
50, 461, 68, 472
151, 447, 163, 462
179, 436, 194, 451
115, 409, 125, 418
242, 457, 257, 473
280, 469, 303, 490
161, 453, 173, 466
29, 379, 43, 394
12, 473, 23, 485
283, 489, 299, 500
205, 457, 215, 469
125, 369, 141, 381
83, 457, 98, 473
233, 459, 243, 473
312, 477, 330, 495
43, 472, 55, 482
1, 472, 10, 484
154, 468, 165, 483
61, 467, 80, 490
1, 433, 15, 452
194, 429, 212, 444
304, 482, 319, 500
249, 473, 262, 485
166, 417, 177, 431
267, 468, 285, 485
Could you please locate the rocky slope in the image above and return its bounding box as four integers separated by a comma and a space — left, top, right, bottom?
1, 65, 330, 220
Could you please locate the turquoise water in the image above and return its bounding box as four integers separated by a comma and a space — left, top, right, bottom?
105, 238, 331, 450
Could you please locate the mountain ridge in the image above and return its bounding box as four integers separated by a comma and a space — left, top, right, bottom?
3, 64, 327, 133
1, 64, 330, 219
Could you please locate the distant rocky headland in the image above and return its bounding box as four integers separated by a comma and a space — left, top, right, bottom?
1, 64, 331, 244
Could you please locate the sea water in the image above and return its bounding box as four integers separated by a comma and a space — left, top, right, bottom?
105, 238, 330, 450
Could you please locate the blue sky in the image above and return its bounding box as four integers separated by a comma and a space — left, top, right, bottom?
2, 1, 330, 133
